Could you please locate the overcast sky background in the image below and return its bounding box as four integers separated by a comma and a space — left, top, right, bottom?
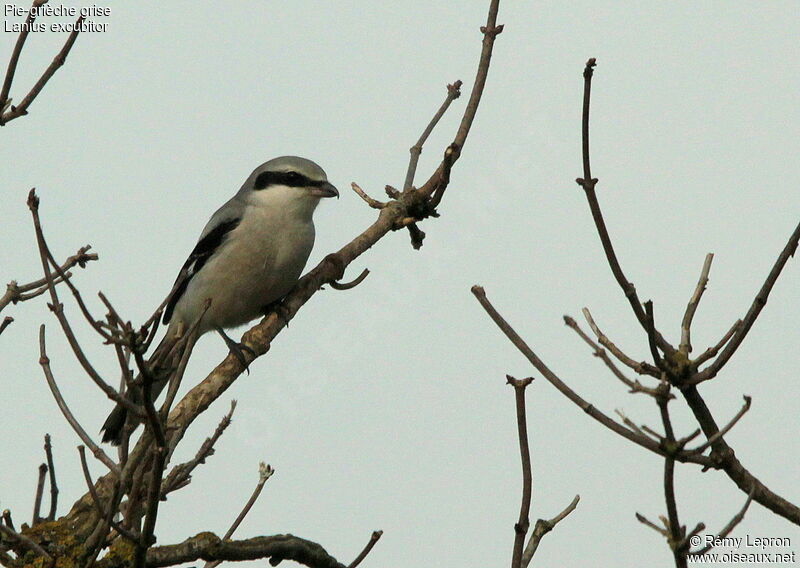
2, 2, 799, 567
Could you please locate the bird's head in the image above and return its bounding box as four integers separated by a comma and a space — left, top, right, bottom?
245, 156, 339, 206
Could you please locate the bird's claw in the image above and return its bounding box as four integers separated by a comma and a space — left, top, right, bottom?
215, 327, 255, 374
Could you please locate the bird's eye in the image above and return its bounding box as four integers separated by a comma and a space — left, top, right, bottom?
285, 171, 301, 182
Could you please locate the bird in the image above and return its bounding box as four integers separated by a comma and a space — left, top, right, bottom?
100, 156, 339, 445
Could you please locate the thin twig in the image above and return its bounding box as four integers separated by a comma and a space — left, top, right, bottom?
223, 463, 274, 540
614, 409, 659, 442
681, 384, 800, 523
574, 58, 675, 356
0, 0, 43, 123
38, 325, 119, 473
657, 397, 684, 565
161, 401, 237, 498
403, 80, 462, 191
691, 320, 740, 370
0, 246, 97, 314
420, 0, 502, 214
0, 317, 12, 336
347, 530, 383, 568
635, 512, 668, 536
520, 495, 580, 567
330, 268, 370, 291
694, 219, 800, 384
644, 301, 664, 370
676, 429, 702, 447
507, 375, 534, 568
43, 434, 58, 521
32, 464, 47, 526
581, 308, 660, 377
159, 331, 197, 419
350, 183, 387, 209
28, 191, 143, 417
1, 15, 86, 124
132, 348, 166, 449
689, 396, 751, 455
136, 445, 169, 568
77, 446, 136, 543
453, 1, 502, 150
680, 254, 713, 354
692, 491, 754, 555
471, 286, 713, 467
203, 463, 275, 568
564, 315, 665, 397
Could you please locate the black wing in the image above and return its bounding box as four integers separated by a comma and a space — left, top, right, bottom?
162, 218, 241, 324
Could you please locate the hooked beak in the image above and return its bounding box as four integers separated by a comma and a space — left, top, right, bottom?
311, 181, 339, 199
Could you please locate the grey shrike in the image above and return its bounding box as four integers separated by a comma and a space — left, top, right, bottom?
101, 156, 338, 445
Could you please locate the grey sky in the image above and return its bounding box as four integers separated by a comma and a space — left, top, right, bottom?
2, 2, 799, 567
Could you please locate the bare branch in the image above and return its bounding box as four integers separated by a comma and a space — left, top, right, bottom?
507, 375, 534, 568
680, 385, 800, 524
0, 317, 12, 336
329, 268, 370, 291
204, 463, 275, 568
226, 463, 274, 540
1, 14, 86, 125
44, 434, 58, 522
656, 397, 683, 562
31, 463, 47, 526
689, 396, 751, 455
0, 0, 42, 121
581, 308, 660, 377
636, 512, 668, 537
676, 429, 701, 447
147, 533, 348, 568
643, 301, 664, 370
350, 183, 387, 209
564, 315, 665, 397
38, 324, 119, 473
403, 80, 462, 191
77, 445, 136, 543
471, 286, 713, 467
521, 495, 580, 567
136, 446, 168, 568
453, 1, 502, 150
161, 401, 237, 498
680, 253, 714, 354
694, 219, 800, 383
28, 191, 144, 418
0, 246, 97, 314
615, 409, 661, 442
691, 319, 740, 370
347, 530, 383, 568
132, 347, 166, 449
574, 58, 675, 356
692, 491, 754, 555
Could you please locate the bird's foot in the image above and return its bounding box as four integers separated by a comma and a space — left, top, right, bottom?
215, 327, 255, 374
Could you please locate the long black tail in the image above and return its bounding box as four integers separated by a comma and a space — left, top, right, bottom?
100, 333, 185, 445
100, 404, 130, 445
